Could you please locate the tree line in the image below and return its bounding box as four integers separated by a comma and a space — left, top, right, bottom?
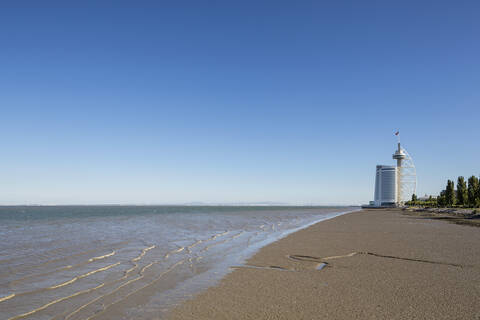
408, 175, 480, 208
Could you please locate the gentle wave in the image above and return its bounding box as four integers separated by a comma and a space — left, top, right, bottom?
132, 245, 156, 262
49, 262, 121, 289
6, 245, 158, 319
8, 282, 107, 320
0, 293, 15, 303
9, 250, 113, 286
84, 259, 186, 320
88, 250, 116, 262
2, 242, 128, 283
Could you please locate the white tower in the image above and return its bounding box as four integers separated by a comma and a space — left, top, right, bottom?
392, 143, 407, 204
392, 142, 417, 206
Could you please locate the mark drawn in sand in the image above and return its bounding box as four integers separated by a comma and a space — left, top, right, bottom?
231, 265, 293, 272
288, 252, 463, 268
232, 252, 464, 273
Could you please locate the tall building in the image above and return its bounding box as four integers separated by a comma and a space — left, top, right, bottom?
374, 165, 397, 206
369, 140, 416, 207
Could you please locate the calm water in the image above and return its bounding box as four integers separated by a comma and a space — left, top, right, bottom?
0, 206, 355, 319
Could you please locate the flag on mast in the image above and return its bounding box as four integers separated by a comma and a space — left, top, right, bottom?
395, 130, 399, 136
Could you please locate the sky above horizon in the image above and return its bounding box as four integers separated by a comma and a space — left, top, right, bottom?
1, 1, 479, 205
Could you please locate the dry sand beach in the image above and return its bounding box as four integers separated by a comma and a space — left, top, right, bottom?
169, 209, 480, 319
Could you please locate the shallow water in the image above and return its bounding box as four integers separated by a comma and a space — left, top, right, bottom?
0, 205, 354, 319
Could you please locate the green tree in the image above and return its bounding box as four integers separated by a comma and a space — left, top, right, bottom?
445, 180, 456, 207
467, 176, 479, 208
456, 176, 468, 207
411, 194, 418, 202
476, 176, 480, 208
437, 190, 446, 207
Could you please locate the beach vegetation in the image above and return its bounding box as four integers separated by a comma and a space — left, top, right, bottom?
406, 194, 438, 207
456, 176, 468, 206
445, 180, 456, 207
468, 176, 480, 208
437, 190, 446, 207
408, 175, 480, 209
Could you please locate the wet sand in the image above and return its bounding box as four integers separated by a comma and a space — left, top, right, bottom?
168, 209, 480, 319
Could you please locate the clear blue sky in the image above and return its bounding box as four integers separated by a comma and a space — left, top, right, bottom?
1, 1, 479, 205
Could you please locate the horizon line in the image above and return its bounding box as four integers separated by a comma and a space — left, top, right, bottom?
0, 202, 361, 207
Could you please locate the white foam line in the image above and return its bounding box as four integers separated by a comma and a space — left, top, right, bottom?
49, 262, 121, 289
164, 246, 185, 259
0, 293, 15, 303
132, 245, 156, 262
88, 250, 115, 262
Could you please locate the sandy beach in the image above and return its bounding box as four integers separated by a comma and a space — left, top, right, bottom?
169, 209, 480, 319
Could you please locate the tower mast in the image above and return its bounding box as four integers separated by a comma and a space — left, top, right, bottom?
392, 139, 406, 205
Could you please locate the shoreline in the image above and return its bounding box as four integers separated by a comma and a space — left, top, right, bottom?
168, 209, 480, 319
